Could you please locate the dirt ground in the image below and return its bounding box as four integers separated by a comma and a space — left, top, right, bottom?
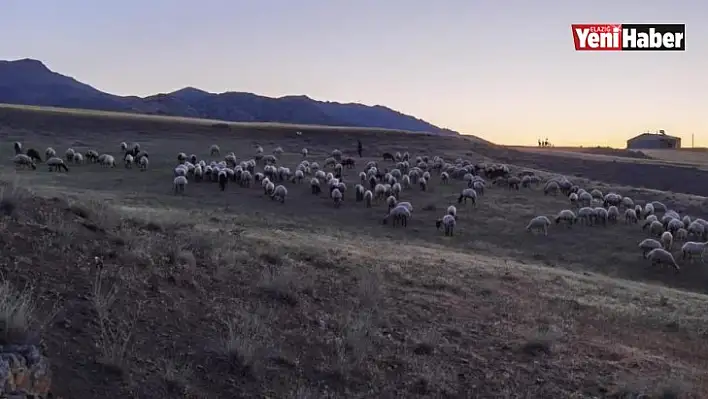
1, 107, 708, 398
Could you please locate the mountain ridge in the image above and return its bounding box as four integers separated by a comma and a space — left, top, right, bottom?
0, 58, 460, 136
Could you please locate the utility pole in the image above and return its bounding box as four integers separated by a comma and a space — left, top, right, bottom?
692, 133, 694, 148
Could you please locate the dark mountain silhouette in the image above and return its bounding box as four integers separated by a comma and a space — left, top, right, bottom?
0, 58, 459, 135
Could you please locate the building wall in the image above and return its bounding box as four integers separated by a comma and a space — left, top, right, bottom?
626, 137, 680, 149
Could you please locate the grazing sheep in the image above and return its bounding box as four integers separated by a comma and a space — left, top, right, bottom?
177, 152, 187, 162
364, 190, 373, 208
667, 218, 684, 234
124, 154, 134, 168
382, 205, 411, 227
624, 208, 638, 224
13, 154, 36, 170
436, 214, 456, 236
173, 176, 188, 194
641, 215, 659, 230
646, 248, 680, 271
139, 156, 149, 171
638, 238, 662, 258
687, 221, 706, 240
46, 157, 69, 172
675, 228, 688, 241
310, 178, 321, 195
544, 181, 560, 196
643, 203, 655, 218
607, 206, 620, 224
386, 195, 397, 210
13, 142, 22, 155
526, 216, 551, 235
271, 185, 288, 203
25, 148, 42, 163
72, 152, 84, 164
301, 148, 308, 158
120, 142, 128, 152
419, 177, 427, 191
85, 150, 99, 163
210, 144, 220, 156
264, 181, 276, 196
218, 170, 228, 191
98, 154, 116, 167
660, 231, 673, 250
65, 148, 75, 162
555, 209, 577, 227
569, 192, 579, 206
45, 147, 56, 160
647, 220, 664, 237
447, 205, 457, 219
396, 202, 413, 212
331, 188, 343, 208
681, 241, 708, 262
457, 188, 477, 205
682, 215, 692, 229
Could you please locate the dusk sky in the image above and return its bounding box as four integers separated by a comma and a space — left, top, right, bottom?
2, 0, 706, 147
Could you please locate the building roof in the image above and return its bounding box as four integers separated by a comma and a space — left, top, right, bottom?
627, 132, 681, 142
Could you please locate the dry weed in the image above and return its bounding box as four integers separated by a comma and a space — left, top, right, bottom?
0, 279, 38, 344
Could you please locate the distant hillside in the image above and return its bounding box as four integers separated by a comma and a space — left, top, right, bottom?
0, 58, 459, 136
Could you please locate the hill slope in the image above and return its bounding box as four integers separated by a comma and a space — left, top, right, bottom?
0, 58, 459, 135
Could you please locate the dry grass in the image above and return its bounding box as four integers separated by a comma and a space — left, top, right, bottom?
0, 108, 707, 397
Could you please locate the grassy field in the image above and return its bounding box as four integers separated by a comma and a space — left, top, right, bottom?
1, 107, 708, 398
512, 146, 708, 170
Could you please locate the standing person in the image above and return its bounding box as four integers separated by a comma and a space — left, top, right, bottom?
357, 140, 363, 158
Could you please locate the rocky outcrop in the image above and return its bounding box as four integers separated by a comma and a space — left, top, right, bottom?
0, 345, 51, 398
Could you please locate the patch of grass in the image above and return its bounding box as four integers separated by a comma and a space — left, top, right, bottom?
0, 279, 38, 345
521, 325, 561, 356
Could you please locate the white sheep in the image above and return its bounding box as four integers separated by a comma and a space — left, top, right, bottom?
120, 142, 128, 152
12, 154, 36, 170
682, 215, 692, 228
364, 190, 373, 208
647, 220, 664, 237
382, 205, 411, 227
569, 192, 579, 205
660, 231, 673, 250
526, 216, 551, 236
437, 214, 456, 236
396, 202, 413, 212
386, 195, 397, 210
680, 241, 708, 262
271, 185, 287, 203
607, 206, 620, 223
264, 181, 275, 196
98, 154, 116, 167
624, 208, 638, 224
667, 218, 684, 234
173, 176, 188, 194
447, 205, 457, 219
641, 215, 659, 230
46, 157, 69, 172
210, 144, 220, 156
301, 148, 308, 158
65, 148, 75, 162
331, 188, 343, 207
139, 156, 149, 171
675, 228, 688, 241
310, 178, 321, 195
458, 188, 477, 206
643, 203, 655, 218
554, 209, 577, 227
72, 152, 84, 164
646, 248, 680, 271
638, 238, 662, 258
124, 154, 134, 168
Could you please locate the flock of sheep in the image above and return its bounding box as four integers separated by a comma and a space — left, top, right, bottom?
9, 139, 708, 273
525, 178, 708, 271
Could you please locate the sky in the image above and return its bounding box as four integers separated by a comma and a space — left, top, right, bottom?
1, 0, 707, 147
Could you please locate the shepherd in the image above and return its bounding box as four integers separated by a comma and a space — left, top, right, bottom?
357, 140, 363, 158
